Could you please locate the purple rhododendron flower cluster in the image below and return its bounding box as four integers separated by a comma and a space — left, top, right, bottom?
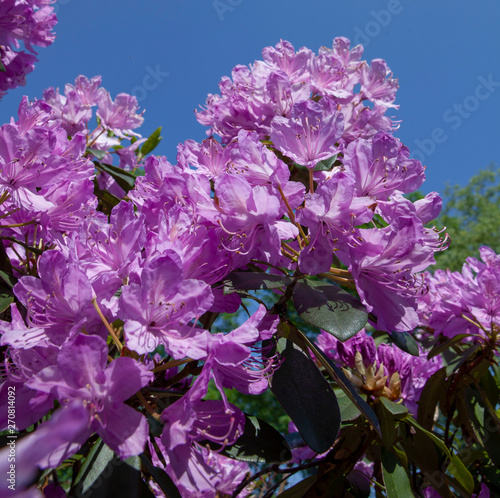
317, 329, 442, 416
0, 36, 475, 497
0, 0, 57, 99
418, 246, 500, 339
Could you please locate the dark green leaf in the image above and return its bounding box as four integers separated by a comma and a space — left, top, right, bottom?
0, 61, 5, 72
377, 399, 407, 450
95, 161, 137, 192
278, 475, 317, 498
270, 337, 340, 454
93, 179, 122, 211
214, 415, 291, 463
0, 295, 13, 313
464, 383, 500, 467
379, 397, 408, 418
417, 367, 447, 430
223, 271, 292, 294
335, 390, 361, 422
402, 416, 451, 459
427, 334, 470, 359
301, 333, 380, 436
313, 154, 338, 171
479, 366, 500, 407
0, 270, 16, 289
376, 402, 398, 450
140, 127, 163, 156
87, 148, 107, 160
482, 466, 500, 493
71, 439, 154, 497
447, 453, 474, 496
304, 470, 347, 497
140, 454, 181, 498
445, 343, 482, 376
293, 279, 368, 341
387, 330, 419, 356
399, 420, 453, 497
381, 448, 412, 497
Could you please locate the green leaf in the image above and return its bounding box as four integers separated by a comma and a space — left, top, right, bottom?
94, 161, 137, 192
464, 383, 500, 467
377, 398, 407, 451
0, 61, 5, 72
381, 448, 413, 497
335, 389, 361, 422
278, 475, 317, 498
398, 419, 453, 497
293, 279, 368, 341
217, 415, 291, 463
140, 454, 181, 498
304, 470, 347, 497
71, 440, 154, 497
445, 343, 482, 376
376, 402, 398, 450
0, 295, 13, 313
223, 271, 292, 294
87, 148, 107, 160
270, 337, 341, 454
304, 335, 380, 436
293, 154, 339, 172
93, 179, 122, 212
386, 330, 419, 356
427, 334, 470, 359
402, 416, 451, 459
0, 270, 17, 289
379, 397, 408, 418
447, 453, 474, 495
140, 127, 163, 156
313, 154, 339, 171
417, 367, 447, 430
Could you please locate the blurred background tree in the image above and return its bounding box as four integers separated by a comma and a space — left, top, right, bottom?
434, 162, 500, 271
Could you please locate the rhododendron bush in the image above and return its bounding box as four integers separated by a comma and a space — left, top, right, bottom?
0, 8, 499, 496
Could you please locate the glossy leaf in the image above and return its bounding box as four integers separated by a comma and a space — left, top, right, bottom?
299, 331, 381, 437
140, 454, 181, 498
304, 470, 347, 497
417, 367, 447, 430
379, 397, 408, 418
398, 421, 453, 498
95, 161, 137, 192
381, 448, 412, 498
335, 389, 361, 422
279, 475, 317, 498
445, 344, 481, 376
223, 271, 291, 294
270, 337, 341, 454
71, 439, 154, 497
0, 270, 16, 289
387, 330, 419, 356
293, 279, 368, 341
219, 414, 292, 463
140, 126, 163, 156
87, 147, 107, 160
464, 383, 500, 467
0, 295, 13, 313
94, 180, 122, 211
427, 334, 470, 359
447, 453, 474, 496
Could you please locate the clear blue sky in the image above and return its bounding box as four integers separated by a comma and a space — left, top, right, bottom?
2, 0, 499, 197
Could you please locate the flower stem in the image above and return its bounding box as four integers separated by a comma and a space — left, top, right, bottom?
92, 298, 123, 352
153, 358, 192, 373
136, 391, 161, 421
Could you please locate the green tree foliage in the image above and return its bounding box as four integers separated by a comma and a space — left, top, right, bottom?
434, 163, 500, 271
